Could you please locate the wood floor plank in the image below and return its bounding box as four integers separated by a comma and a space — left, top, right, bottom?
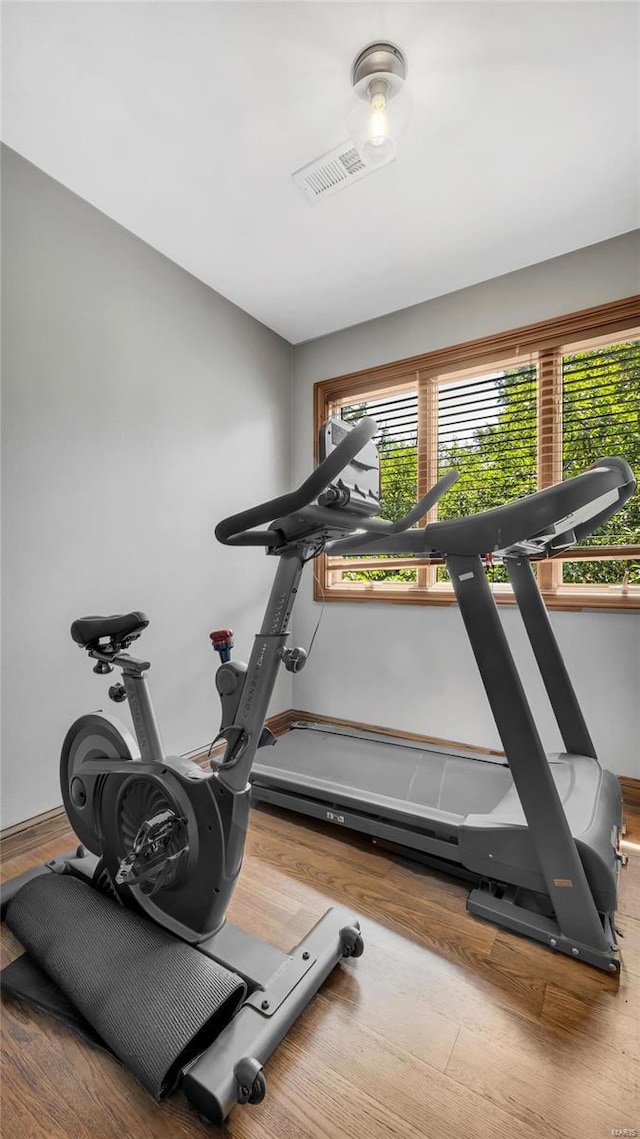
302, 939, 460, 1072
276, 998, 545, 1139
541, 982, 640, 1103
1, 800, 638, 1138
616, 914, 640, 980
445, 1024, 637, 1139
247, 817, 499, 958
489, 932, 636, 1015
451, 979, 640, 1113
2, 995, 225, 1139
315, 911, 548, 1041
618, 843, 640, 923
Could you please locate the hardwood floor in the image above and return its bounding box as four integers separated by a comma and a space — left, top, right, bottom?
2, 804, 638, 1139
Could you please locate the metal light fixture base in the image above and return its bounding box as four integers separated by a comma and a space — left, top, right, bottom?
351, 42, 407, 90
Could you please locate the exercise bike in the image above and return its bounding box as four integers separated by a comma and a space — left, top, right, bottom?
1, 415, 447, 1124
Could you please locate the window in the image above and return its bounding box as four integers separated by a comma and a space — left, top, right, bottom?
316, 297, 640, 610
561, 340, 639, 586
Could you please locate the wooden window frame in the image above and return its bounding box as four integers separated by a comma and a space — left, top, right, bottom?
314, 296, 640, 612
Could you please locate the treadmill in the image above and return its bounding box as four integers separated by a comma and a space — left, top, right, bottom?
251, 447, 636, 972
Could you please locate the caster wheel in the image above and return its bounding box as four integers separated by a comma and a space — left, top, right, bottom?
248, 1071, 266, 1105
349, 932, 365, 958
341, 925, 364, 958
234, 1056, 265, 1106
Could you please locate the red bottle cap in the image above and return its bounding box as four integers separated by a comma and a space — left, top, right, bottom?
210, 629, 234, 645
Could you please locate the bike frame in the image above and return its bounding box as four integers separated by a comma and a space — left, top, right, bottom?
89, 548, 310, 789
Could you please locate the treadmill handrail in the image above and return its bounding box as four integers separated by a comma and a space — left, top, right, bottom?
329, 457, 636, 558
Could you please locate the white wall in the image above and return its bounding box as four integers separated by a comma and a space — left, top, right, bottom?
291, 233, 640, 779
1, 147, 293, 827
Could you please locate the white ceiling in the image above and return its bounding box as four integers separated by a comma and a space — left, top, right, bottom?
3, 2, 639, 343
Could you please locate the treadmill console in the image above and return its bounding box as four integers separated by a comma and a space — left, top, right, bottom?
319, 418, 381, 517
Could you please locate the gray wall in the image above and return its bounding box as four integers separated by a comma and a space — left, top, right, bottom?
291, 232, 640, 779
3, 147, 638, 830
1, 147, 293, 827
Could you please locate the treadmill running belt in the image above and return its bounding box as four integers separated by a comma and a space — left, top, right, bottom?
253, 725, 512, 822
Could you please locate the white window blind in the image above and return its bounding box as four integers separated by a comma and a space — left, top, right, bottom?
436, 363, 538, 520
561, 338, 640, 585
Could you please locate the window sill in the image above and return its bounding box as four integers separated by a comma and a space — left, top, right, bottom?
314, 581, 640, 612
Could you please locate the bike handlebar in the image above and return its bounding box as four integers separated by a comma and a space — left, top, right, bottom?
215, 416, 378, 545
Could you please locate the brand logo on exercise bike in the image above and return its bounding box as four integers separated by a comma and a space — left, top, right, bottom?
326, 810, 345, 824
242, 642, 268, 717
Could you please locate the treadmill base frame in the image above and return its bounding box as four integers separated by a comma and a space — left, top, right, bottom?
467, 883, 619, 972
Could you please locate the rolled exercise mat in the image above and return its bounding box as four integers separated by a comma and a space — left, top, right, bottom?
1, 952, 109, 1052
5, 873, 246, 1098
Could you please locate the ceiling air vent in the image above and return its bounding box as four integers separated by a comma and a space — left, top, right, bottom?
293, 140, 388, 202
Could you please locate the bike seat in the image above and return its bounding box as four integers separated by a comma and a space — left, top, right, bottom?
70, 611, 149, 648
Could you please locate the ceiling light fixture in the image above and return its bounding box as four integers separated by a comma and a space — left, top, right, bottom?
347, 42, 410, 167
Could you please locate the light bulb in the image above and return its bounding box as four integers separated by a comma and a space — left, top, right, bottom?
369, 91, 389, 147
358, 77, 395, 165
